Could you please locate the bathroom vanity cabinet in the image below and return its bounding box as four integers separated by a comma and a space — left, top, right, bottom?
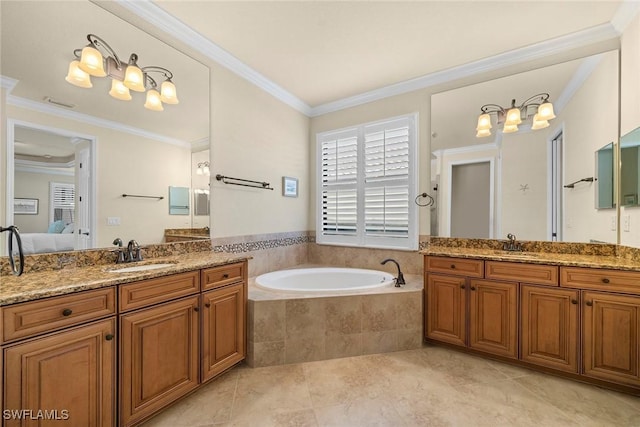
1, 288, 117, 427
425, 255, 640, 393
120, 263, 247, 427
0, 259, 248, 427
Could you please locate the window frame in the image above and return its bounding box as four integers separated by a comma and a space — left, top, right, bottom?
316, 113, 419, 250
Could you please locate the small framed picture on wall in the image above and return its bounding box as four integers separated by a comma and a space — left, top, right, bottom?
282, 176, 298, 197
14, 198, 39, 215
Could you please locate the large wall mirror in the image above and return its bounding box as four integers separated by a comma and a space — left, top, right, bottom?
431, 50, 619, 244
1, 1, 210, 254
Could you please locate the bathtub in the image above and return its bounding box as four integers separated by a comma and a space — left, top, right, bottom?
255, 267, 395, 292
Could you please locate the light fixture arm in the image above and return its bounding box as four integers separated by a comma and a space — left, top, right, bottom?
87, 34, 122, 68
141, 66, 174, 81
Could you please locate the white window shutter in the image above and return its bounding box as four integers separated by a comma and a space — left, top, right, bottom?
316, 114, 417, 250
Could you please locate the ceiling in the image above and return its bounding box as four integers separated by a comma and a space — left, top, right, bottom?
0, 1, 210, 145
154, 0, 625, 108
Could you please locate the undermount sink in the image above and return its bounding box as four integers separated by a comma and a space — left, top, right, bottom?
106, 263, 176, 273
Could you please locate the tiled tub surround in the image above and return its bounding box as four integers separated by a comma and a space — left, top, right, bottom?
212, 231, 430, 276
247, 272, 423, 367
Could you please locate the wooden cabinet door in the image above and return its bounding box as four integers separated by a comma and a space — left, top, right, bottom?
120, 296, 200, 427
202, 283, 246, 382
583, 291, 640, 388
469, 279, 517, 358
4, 318, 116, 427
520, 285, 579, 372
426, 274, 466, 346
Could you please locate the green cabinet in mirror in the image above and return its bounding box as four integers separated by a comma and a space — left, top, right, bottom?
596, 142, 615, 209
620, 127, 640, 207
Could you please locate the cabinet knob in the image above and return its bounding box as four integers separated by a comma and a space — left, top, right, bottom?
460, 284, 465, 289
450, 264, 456, 269
586, 301, 593, 306
194, 306, 199, 312
571, 299, 578, 305
601, 278, 610, 284
470, 286, 476, 291
62, 308, 73, 316
105, 334, 114, 341
222, 273, 229, 279
205, 303, 211, 308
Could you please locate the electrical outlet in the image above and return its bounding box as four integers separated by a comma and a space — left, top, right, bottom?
623, 215, 630, 232
107, 217, 121, 226
566, 218, 573, 229
610, 216, 616, 231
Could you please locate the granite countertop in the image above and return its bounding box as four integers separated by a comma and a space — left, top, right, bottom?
0, 251, 249, 306
421, 246, 640, 271
164, 233, 210, 239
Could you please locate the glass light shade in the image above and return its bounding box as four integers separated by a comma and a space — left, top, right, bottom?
537, 102, 556, 121
65, 60, 92, 88
144, 89, 164, 111
196, 167, 203, 175
476, 129, 492, 138
504, 108, 522, 126
123, 65, 145, 92
160, 80, 179, 104
108, 79, 132, 101
531, 114, 550, 130
502, 124, 519, 133
78, 45, 106, 77
203, 165, 210, 175
476, 113, 492, 131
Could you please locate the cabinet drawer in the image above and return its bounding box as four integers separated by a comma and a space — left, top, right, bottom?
2, 287, 116, 343
561, 267, 640, 294
486, 261, 558, 286
119, 271, 200, 312
201, 262, 246, 290
426, 256, 484, 278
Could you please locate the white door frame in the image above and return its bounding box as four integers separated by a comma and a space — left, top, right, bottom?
6, 119, 97, 251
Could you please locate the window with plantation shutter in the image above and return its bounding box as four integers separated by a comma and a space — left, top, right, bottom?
316, 114, 418, 250
50, 182, 75, 225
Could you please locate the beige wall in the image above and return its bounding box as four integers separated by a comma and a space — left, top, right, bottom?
210, 66, 310, 238
555, 51, 619, 244
14, 171, 74, 232
5, 104, 192, 248
620, 13, 640, 248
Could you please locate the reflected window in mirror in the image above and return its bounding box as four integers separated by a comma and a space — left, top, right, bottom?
621, 127, 640, 207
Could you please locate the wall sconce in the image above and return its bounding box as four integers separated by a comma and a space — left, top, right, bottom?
196, 161, 210, 176
65, 34, 179, 111
476, 93, 555, 137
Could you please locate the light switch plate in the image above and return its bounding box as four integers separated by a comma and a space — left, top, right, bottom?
107, 217, 121, 226
611, 216, 616, 231
623, 215, 630, 232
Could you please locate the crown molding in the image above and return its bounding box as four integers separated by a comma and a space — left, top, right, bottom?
554, 53, 604, 114
117, 1, 624, 118
115, 0, 312, 116
309, 23, 620, 117
611, 0, 640, 34
15, 160, 75, 177
7, 95, 190, 147
1, 75, 18, 92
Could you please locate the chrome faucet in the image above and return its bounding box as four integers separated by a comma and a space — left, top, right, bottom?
127, 239, 143, 262
381, 258, 405, 287
503, 233, 523, 252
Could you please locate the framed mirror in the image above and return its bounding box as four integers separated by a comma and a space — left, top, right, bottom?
431, 50, 619, 244
1, 1, 209, 254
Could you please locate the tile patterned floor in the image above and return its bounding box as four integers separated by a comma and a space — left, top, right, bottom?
141, 345, 640, 427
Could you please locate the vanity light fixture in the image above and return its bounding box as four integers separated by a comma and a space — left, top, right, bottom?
196, 161, 210, 176
65, 34, 179, 111
476, 93, 555, 137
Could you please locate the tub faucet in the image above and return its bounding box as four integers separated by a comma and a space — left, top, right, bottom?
381, 258, 405, 287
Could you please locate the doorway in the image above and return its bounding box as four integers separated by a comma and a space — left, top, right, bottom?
450, 161, 492, 238
5, 119, 96, 254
